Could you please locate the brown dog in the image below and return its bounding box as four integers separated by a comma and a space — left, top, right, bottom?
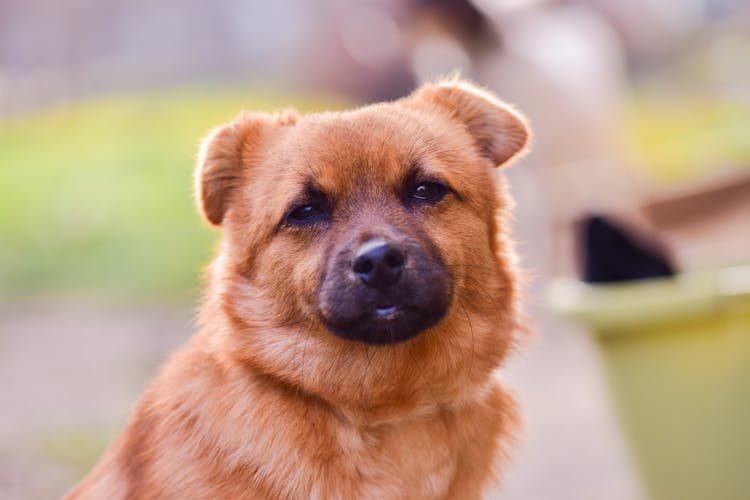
67, 79, 528, 499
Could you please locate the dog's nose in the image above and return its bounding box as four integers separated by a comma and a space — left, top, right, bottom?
352, 239, 406, 289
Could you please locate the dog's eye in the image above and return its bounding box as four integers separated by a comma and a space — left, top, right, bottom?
411, 181, 448, 203
287, 204, 325, 224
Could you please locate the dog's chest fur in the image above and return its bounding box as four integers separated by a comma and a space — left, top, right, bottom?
324, 409, 459, 499
184, 354, 465, 499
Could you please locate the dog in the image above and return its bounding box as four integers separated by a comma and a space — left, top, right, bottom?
66, 79, 529, 499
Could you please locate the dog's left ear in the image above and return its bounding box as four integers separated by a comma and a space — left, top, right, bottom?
409, 80, 529, 167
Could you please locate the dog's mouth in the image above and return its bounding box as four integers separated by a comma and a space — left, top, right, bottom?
374, 304, 399, 318
318, 289, 451, 345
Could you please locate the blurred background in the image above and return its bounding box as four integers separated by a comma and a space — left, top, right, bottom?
1, 0, 749, 498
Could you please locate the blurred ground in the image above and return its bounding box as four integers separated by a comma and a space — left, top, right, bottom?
0, 168, 644, 500
0, 303, 643, 500
0, 302, 191, 498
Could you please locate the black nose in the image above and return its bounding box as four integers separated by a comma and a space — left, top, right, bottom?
352, 239, 406, 289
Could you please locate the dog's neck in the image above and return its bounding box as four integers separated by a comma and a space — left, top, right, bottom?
198, 308, 496, 430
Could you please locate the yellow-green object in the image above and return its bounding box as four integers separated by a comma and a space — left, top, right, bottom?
623, 97, 750, 183
549, 266, 750, 500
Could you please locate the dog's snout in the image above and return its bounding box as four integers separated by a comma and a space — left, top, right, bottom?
352, 238, 406, 289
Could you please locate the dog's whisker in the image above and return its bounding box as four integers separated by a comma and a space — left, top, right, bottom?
404, 340, 438, 406
457, 296, 476, 388
362, 344, 373, 401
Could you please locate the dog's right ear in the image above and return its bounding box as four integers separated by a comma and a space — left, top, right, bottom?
195, 110, 298, 226
408, 79, 529, 168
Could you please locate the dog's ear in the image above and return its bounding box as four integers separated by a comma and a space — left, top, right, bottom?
410, 80, 529, 167
195, 110, 298, 226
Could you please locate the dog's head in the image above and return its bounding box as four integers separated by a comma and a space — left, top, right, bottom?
196, 80, 528, 420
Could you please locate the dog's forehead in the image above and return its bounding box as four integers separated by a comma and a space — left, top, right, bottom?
273, 107, 434, 192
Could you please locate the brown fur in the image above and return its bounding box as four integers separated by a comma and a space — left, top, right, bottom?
67, 79, 529, 499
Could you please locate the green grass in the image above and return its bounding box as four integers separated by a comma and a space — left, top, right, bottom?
0, 87, 345, 300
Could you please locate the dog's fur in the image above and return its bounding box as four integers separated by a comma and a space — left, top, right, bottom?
67, 79, 529, 499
